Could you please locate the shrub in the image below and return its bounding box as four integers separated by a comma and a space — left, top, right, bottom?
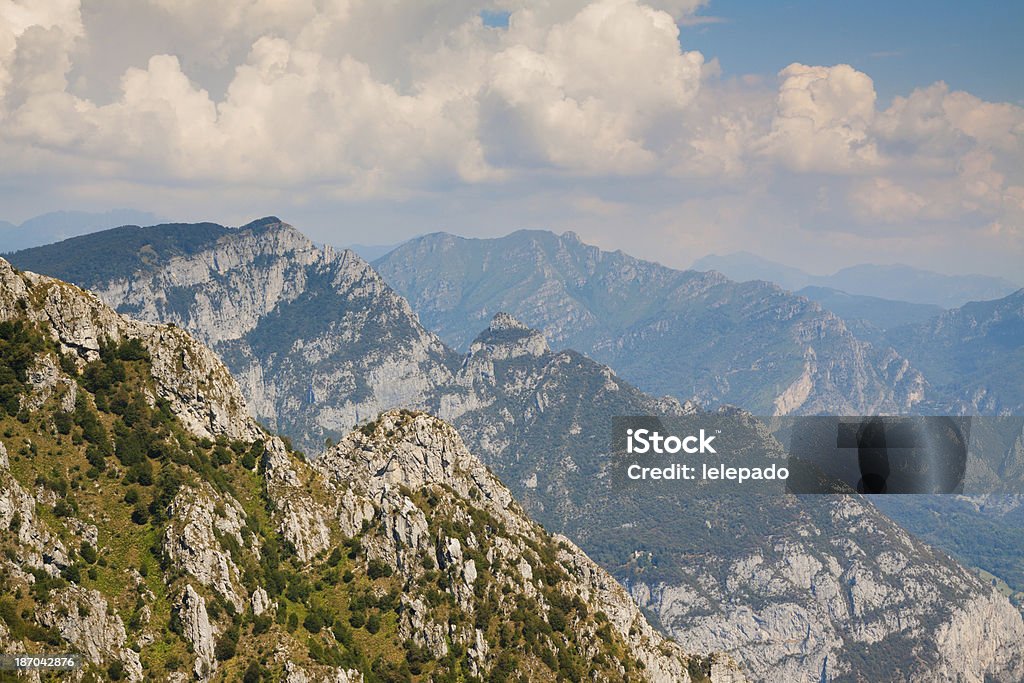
116, 338, 150, 362
79, 540, 97, 565
130, 504, 149, 525
243, 661, 264, 683
303, 611, 324, 634
215, 626, 239, 661
252, 614, 272, 635
367, 559, 392, 579
53, 411, 73, 434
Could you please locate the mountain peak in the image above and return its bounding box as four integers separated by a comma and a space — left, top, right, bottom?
240, 215, 283, 229
488, 311, 529, 332
0, 262, 726, 682
470, 312, 551, 359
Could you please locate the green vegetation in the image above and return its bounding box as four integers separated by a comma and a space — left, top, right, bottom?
6, 221, 243, 289
0, 318, 430, 680
0, 319, 45, 416
0, 284, 662, 682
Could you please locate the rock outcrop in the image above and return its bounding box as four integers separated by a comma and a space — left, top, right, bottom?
163, 483, 248, 611
316, 409, 737, 681
37, 585, 143, 682
176, 585, 217, 680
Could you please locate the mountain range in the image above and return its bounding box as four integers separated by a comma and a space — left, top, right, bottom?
691, 252, 1020, 309
374, 230, 927, 417
374, 230, 1024, 419
9, 218, 1024, 681
790, 286, 942, 342
885, 290, 1024, 415
0, 210, 163, 253
0, 256, 730, 682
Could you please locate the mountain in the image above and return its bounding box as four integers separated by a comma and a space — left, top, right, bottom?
11, 217, 459, 455
0, 257, 725, 682
374, 230, 926, 416
825, 265, 1020, 309
344, 239, 414, 262
885, 289, 1024, 415
794, 286, 943, 332
691, 253, 1019, 309
0, 210, 162, 253
793, 286, 944, 344
690, 252, 813, 292
431, 314, 1024, 682
870, 495, 1024, 609
12, 220, 1024, 681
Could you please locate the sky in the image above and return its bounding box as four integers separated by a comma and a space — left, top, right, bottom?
0, 0, 1022, 279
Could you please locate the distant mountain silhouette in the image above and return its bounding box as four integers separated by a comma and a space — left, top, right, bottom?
692, 252, 1020, 308
0, 209, 162, 252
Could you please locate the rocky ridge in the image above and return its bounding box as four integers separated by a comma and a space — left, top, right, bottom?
315, 409, 741, 681
885, 288, 1024, 415
374, 230, 927, 415
11, 218, 457, 452
433, 315, 1024, 682
0, 257, 725, 681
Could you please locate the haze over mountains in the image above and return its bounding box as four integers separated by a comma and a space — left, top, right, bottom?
0, 210, 162, 253
375, 230, 927, 417
789, 286, 943, 339
886, 290, 1024, 415
375, 230, 1024, 418
691, 252, 1021, 309
9, 217, 1024, 681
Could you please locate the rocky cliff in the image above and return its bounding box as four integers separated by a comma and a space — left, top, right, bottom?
0, 257, 727, 681
11, 217, 458, 454
315, 409, 741, 682
374, 230, 927, 416
432, 314, 1024, 682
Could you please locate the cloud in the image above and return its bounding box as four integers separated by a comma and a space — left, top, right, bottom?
481, 0, 704, 173
3, 0, 710, 185
848, 177, 929, 223
0, 0, 81, 109
758, 63, 880, 173
0, 0, 1021, 275
857, 82, 1024, 228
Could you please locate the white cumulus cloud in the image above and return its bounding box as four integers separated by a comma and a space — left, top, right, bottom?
0, 0, 1021, 274
758, 63, 881, 173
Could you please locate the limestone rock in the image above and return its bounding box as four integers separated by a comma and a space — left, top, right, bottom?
37, 585, 143, 682
163, 482, 247, 611
316, 409, 730, 681
177, 584, 218, 681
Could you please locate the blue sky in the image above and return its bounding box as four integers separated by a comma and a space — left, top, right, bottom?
681, 0, 1024, 105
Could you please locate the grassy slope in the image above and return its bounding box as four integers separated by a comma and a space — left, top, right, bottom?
0, 310, 662, 681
